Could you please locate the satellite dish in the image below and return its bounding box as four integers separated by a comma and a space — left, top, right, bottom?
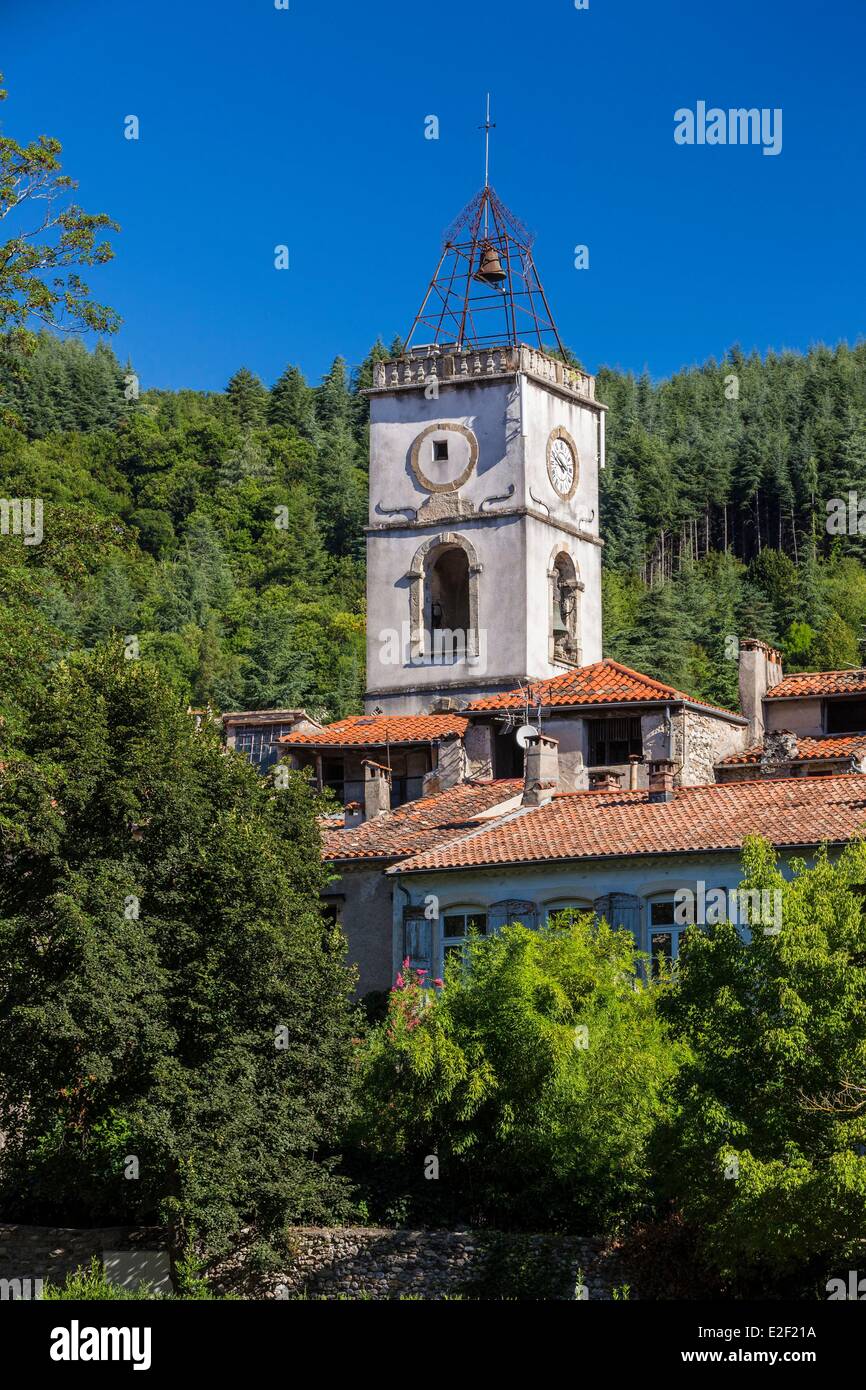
515, 724, 538, 749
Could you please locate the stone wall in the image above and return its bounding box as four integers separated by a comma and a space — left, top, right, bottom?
0, 1223, 630, 1300
0, 1224, 166, 1296
679, 709, 746, 785
209, 1226, 626, 1301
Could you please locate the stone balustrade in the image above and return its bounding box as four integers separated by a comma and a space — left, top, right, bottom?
370, 344, 595, 402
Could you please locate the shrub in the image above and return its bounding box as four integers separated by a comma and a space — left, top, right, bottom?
354, 915, 680, 1232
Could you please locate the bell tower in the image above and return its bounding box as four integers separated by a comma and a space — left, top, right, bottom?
364, 178, 606, 716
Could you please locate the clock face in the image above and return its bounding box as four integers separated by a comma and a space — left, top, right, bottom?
547, 428, 578, 499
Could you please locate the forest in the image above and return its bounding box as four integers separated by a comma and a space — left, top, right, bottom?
2, 330, 866, 728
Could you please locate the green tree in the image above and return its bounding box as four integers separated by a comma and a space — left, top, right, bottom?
657, 836, 866, 1292
810, 611, 861, 671
225, 368, 267, 429
0, 644, 358, 1275
0, 76, 119, 336
268, 363, 317, 438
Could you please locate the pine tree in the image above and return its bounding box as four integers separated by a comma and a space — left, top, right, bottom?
600, 463, 645, 572
225, 367, 268, 429
315, 356, 352, 433
268, 363, 317, 438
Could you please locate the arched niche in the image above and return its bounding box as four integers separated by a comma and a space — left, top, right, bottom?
548, 546, 584, 666
408, 531, 482, 663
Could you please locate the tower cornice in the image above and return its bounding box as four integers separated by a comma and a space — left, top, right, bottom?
365, 343, 606, 413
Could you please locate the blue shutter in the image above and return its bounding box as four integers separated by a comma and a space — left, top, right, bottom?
489, 899, 538, 933
404, 915, 434, 975
594, 893, 642, 950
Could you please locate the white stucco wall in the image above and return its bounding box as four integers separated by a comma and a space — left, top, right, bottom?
764, 698, 824, 738
364, 369, 604, 713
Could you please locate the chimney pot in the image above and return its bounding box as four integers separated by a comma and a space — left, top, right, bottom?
647, 758, 675, 803
522, 733, 559, 807
588, 768, 624, 791
628, 754, 641, 791
362, 759, 392, 820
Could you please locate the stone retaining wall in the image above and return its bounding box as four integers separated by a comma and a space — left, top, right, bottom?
210, 1226, 626, 1300
0, 1223, 630, 1300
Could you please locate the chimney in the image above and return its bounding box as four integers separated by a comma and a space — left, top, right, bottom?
588, 768, 624, 791
362, 759, 391, 820
522, 733, 559, 807
647, 758, 675, 803
344, 800, 363, 829
628, 754, 641, 791
421, 731, 466, 797
739, 638, 783, 746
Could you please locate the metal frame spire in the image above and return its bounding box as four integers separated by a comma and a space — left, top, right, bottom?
405, 101, 565, 356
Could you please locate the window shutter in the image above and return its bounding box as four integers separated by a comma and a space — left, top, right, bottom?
593, 894, 611, 922
404, 914, 433, 975
594, 893, 642, 949
489, 899, 538, 933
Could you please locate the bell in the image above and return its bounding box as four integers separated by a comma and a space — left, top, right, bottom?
474, 240, 507, 287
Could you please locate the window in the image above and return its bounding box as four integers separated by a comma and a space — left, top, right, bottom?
546, 902, 592, 926
442, 910, 487, 968
433, 439, 449, 462
550, 552, 581, 665
320, 898, 343, 936
234, 723, 298, 772
587, 716, 643, 767
428, 545, 471, 661
321, 757, 345, 800
826, 697, 866, 734
409, 532, 480, 665
648, 899, 688, 976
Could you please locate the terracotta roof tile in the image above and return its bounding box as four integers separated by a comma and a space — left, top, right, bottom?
390, 775, 866, 873
321, 778, 522, 862
718, 735, 866, 766
766, 669, 866, 699
465, 659, 742, 719
282, 712, 469, 749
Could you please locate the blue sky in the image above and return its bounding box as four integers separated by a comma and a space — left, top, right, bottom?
3, 0, 865, 392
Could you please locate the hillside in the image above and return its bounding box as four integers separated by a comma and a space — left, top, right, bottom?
1, 332, 865, 731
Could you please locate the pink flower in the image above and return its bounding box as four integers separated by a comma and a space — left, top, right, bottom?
395, 973, 404, 989
433, 978, 444, 988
